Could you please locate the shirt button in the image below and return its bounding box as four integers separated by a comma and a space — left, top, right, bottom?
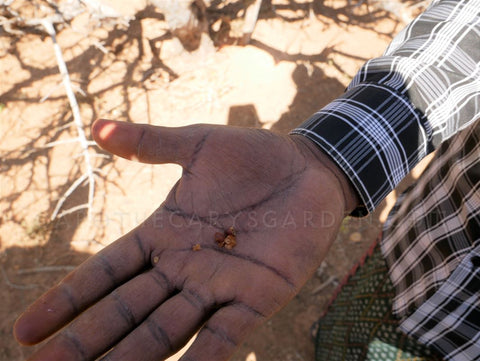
471, 256, 480, 268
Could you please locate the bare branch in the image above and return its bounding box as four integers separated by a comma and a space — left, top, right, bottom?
1, 0, 130, 35
50, 172, 89, 220
1, 266, 38, 290
56, 204, 90, 219
311, 275, 337, 295
16, 266, 76, 275
41, 20, 96, 221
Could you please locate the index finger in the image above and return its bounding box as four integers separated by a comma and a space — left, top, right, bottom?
14, 227, 152, 345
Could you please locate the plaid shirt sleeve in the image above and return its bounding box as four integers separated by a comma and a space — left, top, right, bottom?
381, 121, 480, 361
290, 0, 480, 215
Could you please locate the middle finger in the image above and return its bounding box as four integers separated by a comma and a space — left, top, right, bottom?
100, 283, 217, 361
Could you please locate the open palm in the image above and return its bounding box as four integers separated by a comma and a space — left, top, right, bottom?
14, 120, 357, 361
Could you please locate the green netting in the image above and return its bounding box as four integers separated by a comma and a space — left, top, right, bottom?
314, 242, 442, 361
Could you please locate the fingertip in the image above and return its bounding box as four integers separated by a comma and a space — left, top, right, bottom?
91, 119, 147, 161
13, 316, 40, 346
13, 292, 69, 346
91, 118, 115, 144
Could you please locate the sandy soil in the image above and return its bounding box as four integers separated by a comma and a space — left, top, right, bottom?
0, 1, 427, 360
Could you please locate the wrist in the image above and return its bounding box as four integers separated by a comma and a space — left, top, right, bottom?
290, 134, 361, 215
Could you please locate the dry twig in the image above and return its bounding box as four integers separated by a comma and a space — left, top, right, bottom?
1, 266, 38, 290
1, 1, 131, 221
16, 265, 76, 275
311, 275, 337, 295
41, 20, 97, 220
0, 0, 129, 35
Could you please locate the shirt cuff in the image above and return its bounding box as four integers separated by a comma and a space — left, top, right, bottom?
291, 82, 428, 216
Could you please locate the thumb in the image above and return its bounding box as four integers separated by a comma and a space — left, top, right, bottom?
92, 119, 209, 167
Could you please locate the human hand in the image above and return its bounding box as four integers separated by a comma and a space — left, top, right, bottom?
14, 120, 358, 361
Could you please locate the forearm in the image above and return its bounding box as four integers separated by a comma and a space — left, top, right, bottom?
291, 0, 480, 214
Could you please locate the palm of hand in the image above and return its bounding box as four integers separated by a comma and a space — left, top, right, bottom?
14, 122, 348, 361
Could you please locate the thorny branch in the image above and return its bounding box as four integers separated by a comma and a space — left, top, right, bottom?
41, 20, 96, 220
0, 0, 129, 36
0, 1, 130, 221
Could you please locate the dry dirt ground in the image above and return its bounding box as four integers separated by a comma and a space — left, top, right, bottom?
0, 1, 428, 360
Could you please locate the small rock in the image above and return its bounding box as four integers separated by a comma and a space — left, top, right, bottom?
349, 232, 362, 243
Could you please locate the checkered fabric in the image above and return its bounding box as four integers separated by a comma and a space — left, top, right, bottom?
292, 0, 480, 216
382, 120, 480, 361
292, 1, 480, 360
